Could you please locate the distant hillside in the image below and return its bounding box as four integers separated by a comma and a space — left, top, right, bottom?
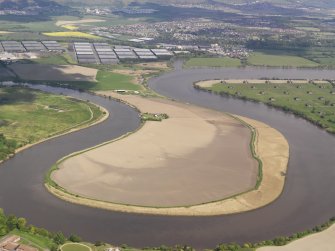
52, 0, 335, 8
0, 0, 64, 9
54, 0, 207, 7
213, 0, 335, 8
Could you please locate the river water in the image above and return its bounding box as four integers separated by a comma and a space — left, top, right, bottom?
0, 65, 335, 249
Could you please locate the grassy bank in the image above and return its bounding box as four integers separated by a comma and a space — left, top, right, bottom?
196, 81, 335, 133
184, 57, 242, 68
0, 86, 103, 161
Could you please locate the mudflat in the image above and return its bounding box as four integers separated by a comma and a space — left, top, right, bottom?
52, 94, 259, 207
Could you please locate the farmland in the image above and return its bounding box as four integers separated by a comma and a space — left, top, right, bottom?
247, 52, 320, 68
197, 81, 335, 133
42, 31, 102, 39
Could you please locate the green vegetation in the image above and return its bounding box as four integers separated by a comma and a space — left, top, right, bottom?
0, 86, 103, 160
94, 71, 141, 91
184, 57, 242, 68
0, 134, 16, 160
247, 52, 319, 67
10, 229, 56, 250
141, 113, 169, 122
44, 70, 141, 92
61, 243, 91, 251
197, 81, 335, 133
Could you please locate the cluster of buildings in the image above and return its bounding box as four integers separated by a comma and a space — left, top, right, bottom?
73, 42, 173, 64
0, 41, 65, 62
113, 8, 157, 15
0, 10, 28, 15
0, 41, 64, 53
104, 18, 240, 40
84, 7, 157, 16
157, 43, 250, 58
0, 235, 37, 251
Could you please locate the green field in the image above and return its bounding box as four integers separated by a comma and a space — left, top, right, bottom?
201, 81, 335, 133
61, 243, 91, 251
0, 86, 103, 160
185, 57, 242, 68
95, 71, 141, 91
247, 52, 319, 67
60, 70, 142, 91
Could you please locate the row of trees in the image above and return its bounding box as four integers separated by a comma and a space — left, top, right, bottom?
0, 209, 81, 251
214, 217, 335, 251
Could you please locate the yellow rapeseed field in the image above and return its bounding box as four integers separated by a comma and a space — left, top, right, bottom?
43, 31, 101, 39
61, 25, 79, 30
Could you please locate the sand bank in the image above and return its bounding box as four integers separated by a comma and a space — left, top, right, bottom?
48, 93, 289, 215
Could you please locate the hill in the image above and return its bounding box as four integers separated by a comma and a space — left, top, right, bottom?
0, 0, 63, 9
52, 0, 335, 9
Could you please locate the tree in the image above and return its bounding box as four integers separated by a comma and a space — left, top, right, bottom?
53, 232, 66, 245
17, 217, 27, 230
69, 234, 82, 243
50, 244, 59, 251
6, 215, 18, 231
94, 241, 104, 247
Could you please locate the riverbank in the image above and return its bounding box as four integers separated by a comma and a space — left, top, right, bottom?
47, 92, 289, 216
258, 223, 335, 251
194, 79, 335, 134
0, 85, 109, 164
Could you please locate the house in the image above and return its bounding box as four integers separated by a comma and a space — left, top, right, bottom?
0, 236, 37, 251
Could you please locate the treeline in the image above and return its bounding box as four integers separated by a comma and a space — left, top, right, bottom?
0, 134, 17, 161
215, 217, 335, 250
246, 37, 314, 51
0, 208, 81, 251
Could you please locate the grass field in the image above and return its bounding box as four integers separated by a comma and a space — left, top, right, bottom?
201, 81, 335, 133
0, 86, 103, 160
184, 57, 242, 68
247, 52, 319, 67
95, 71, 141, 90
61, 243, 91, 251
43, 31, 102, 40
60, 70, 142, 91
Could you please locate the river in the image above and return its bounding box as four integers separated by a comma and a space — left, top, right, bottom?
0, 65, 335, 249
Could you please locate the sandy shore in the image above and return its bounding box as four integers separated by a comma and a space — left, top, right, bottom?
9, 64, 98, 82
48, 93, 289, 215
258, 224, 335, 251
